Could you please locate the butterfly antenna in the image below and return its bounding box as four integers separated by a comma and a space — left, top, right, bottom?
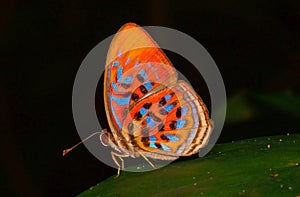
62, 131, 101, 156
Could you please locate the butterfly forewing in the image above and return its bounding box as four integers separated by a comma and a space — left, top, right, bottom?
104, 23, 178, 153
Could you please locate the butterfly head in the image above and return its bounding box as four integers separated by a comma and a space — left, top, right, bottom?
100, 129, 125, 154
100, 129, 110, 147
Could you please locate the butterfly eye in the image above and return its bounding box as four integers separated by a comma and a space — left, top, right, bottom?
100, 132, 110, 146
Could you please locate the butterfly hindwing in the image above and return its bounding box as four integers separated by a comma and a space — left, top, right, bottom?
121, 80, 212, 158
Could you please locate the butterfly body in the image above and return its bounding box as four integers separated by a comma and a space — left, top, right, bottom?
101, 23, 213, 175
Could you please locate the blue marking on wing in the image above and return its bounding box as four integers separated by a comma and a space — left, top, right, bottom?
117, 66, 123, 82
140, 107, 148, 116
149, 135, 156, 142
182, 93, 198, 143
149, 143, 156, 149
146, 116, 151, 124
138, 69, 148, 79
183, 93, 189, 102
155, 73, 160, 80
113, 60, 119, 67
144, 81, 153, 91
107, 68, 111, 77
125, 58, 130, 65
176, 120, 186, 129
191, 105, 198, 128
147, 62, 153, 68
176, 144, 185, 154
190, 109, 199, 139
110, 95, 130, 106
134, 61, 139, 68
181, 106, 188, 116
165, 94, 171, 102
161, 144, 171, 151
110, 104, 122, 129
164, 104, 174, 112
123, 76, 133, 84
145, 116, 156, 128
165, 134, 179, 142
183, 93, 198, 129
112, 82, 118, 91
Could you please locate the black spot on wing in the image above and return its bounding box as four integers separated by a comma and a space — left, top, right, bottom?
176, 107, 182, 118
131, 93, 139, 101
169, 120, 177, 130
154, 143, 162, 149
171, 100, 179, 106
139, 85, 148, 94
160, 134, 169, 141
141, 136, 149, 142
143, 102, 152, 109
159, 97, 167, 107
134, 111, 142, 121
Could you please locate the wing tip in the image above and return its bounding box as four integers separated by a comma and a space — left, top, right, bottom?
119, 22, 140, 31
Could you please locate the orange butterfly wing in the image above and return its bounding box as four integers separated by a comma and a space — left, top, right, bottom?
104, 23, 177, 138
104, 23, 213, 159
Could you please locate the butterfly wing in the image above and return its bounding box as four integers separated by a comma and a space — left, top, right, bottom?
121, 80, 212, 159
103, 23, 178, 150
104, 23, 212, 159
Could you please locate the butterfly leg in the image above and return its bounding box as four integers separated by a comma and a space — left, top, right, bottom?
111, 151, 127, 179
138, 151, 157, 170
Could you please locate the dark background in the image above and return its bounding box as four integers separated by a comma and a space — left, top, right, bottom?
1, 0, 299, 196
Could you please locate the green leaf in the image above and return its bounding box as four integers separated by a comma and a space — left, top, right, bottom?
78, 134, 300, 197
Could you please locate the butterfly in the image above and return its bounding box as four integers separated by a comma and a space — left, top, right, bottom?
99, 23, 214, 177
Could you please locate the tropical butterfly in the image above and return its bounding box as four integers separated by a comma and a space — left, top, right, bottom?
100, 23, 213, 177
63, 23, 213, 178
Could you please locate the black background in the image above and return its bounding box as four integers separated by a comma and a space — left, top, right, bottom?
1, 1, 299, 196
